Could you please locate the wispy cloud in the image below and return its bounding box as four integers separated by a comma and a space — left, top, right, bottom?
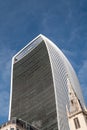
62, 49, 79, 70
0, 48, 15, 84
68, 28, 79, 43
0, 47, 16, 118
62, 49, 87, 105
78, 60, 87, 104
0, 0, 87, 124
62, 49, 76, 57
0, 91, 9, 117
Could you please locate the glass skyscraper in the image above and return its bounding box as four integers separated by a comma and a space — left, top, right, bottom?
9, 34, 85, 130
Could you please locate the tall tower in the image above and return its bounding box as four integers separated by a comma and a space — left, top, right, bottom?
67, 77, 87, 130
9, 34, 85, 130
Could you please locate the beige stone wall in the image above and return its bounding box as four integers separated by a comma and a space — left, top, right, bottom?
0, 123, 25, 130
0, 124, 16, 130
68, 113, 87, 130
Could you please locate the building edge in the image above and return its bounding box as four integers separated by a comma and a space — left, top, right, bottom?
8, 34, 46, 120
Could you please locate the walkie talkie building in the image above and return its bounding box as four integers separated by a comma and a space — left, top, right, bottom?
9, 34, 85, 130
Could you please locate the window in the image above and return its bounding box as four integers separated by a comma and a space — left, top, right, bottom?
71, 100, 74, 105
74, 118, 80, 129
85, 116, 87, 124
10, 128, 14, 130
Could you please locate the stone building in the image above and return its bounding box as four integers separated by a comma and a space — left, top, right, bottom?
0, 118, 37, 130
67, 77, 87, 130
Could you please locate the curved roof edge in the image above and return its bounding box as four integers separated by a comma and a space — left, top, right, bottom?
12, 34, 46, 63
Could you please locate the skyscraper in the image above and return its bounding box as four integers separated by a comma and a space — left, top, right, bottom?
9, 34, 85, 130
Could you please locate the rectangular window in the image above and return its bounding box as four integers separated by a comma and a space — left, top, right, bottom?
85, 116, 87, 124
10, 128, 14, 130
74, 118, 80, 129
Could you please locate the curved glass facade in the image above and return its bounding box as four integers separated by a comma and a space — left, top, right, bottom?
9, 34, 85, 130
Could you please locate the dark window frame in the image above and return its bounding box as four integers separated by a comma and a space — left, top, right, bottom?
10, 128, 14, 130
74, 117, 80, 129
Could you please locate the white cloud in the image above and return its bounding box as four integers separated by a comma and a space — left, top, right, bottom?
78, 60, 87, 104
62, 49, 76, 57
62, 49, 87, 105
0, 47, 16, 117
0, 48, 16, 86
78, 60, 87, 83
0, 91, 9, 117
62, 49, 79, 71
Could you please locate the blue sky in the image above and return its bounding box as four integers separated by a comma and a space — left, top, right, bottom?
0, 0, 87, 124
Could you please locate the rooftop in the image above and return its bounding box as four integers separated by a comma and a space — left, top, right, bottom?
0, 117, 37, 130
